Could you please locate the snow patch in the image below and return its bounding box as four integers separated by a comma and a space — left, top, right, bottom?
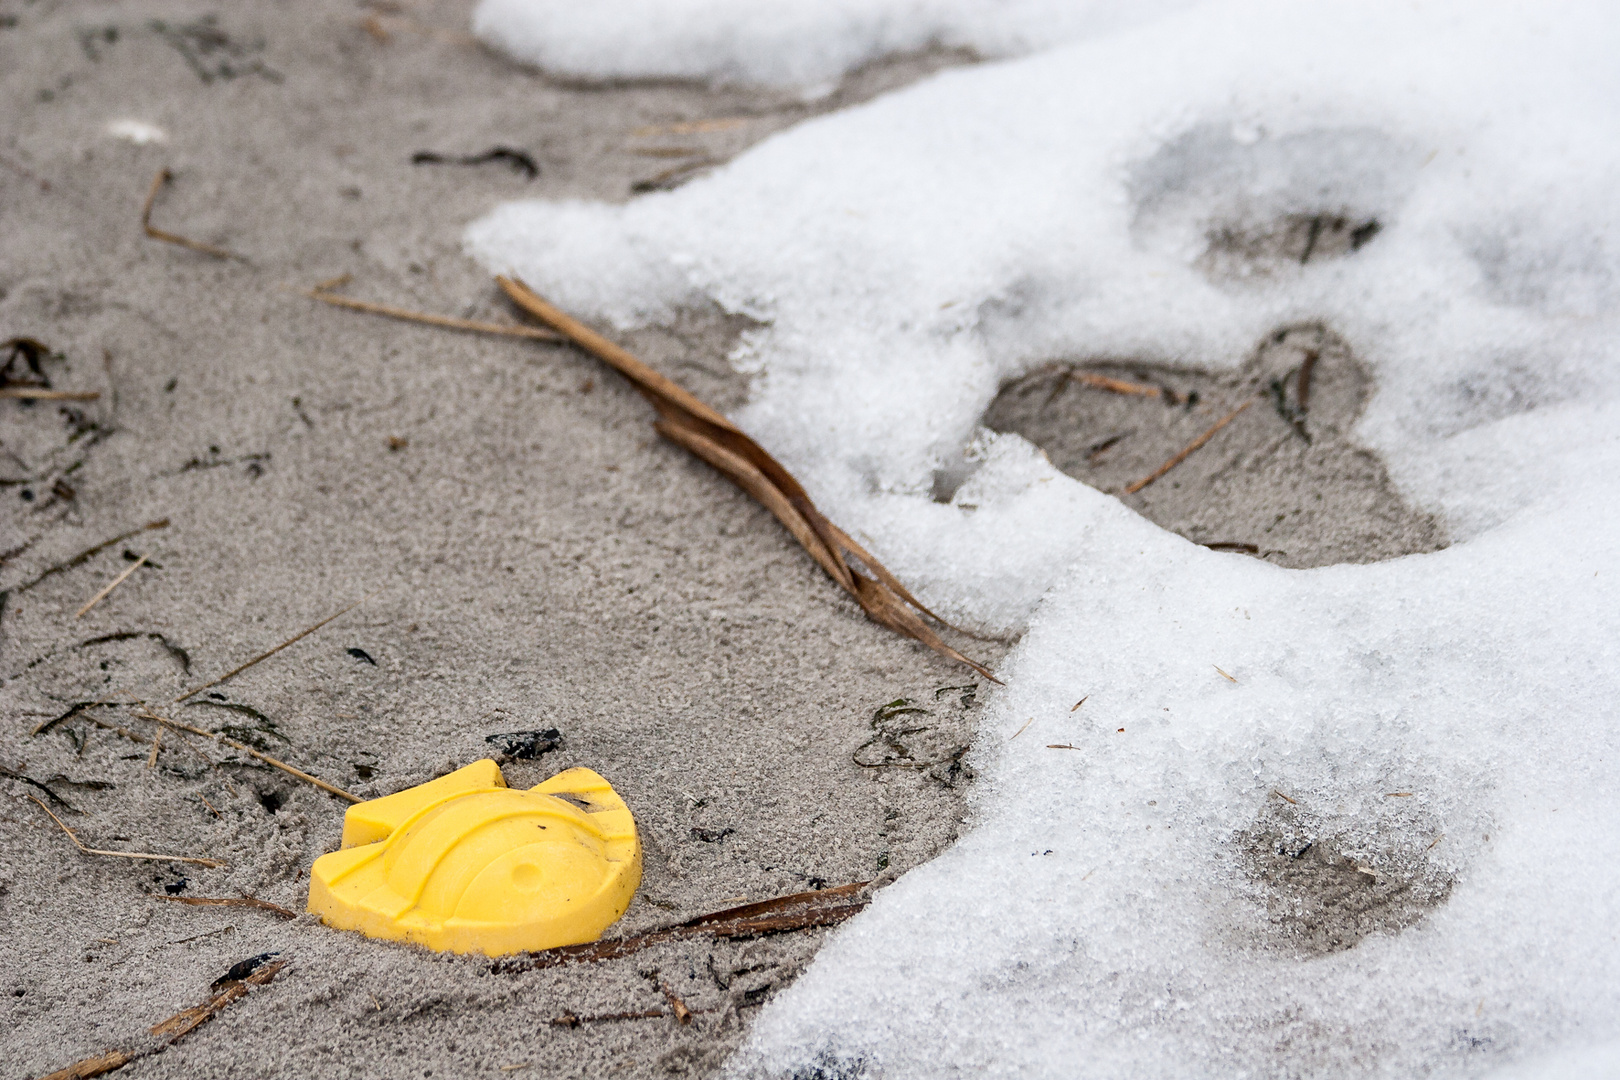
465, 1, 1620, 1075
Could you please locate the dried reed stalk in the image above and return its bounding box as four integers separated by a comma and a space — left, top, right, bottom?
496, 276, 994, 681
493, 881, 869, 973
150, 959, 287, 1040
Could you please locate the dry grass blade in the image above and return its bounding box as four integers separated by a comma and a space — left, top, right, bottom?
141, 169, 243, 261
137, 709, 360, 803
161, 895, 298, 919
76, 553, 148, 619
28, 794, 224, 867
172, 592, 374, 703
496, 276, 996, 682
659, 983, 693, 1025
0, 387, 100, 401
149, 959, 287, 1040
1071, 372, 1176, 401
494, 882, 870, 973
39, 960, 286, 1079
306, 286, 562, 341
13, 519, 168, 597
1124, 398, 1256, 495
37, 1048, 136, 1080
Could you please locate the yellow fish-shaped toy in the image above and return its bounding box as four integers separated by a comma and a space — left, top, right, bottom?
307, 760, 640, 956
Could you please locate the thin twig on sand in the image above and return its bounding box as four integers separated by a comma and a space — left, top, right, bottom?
306, 284, 561, 341
142, 170, 242, 260
160, 894, 298, 919
28, 794, 224, 868
12, 519, 168, 597
150, 960, 288, 1040
0, 387, 100, 401
1069, 372, 1180, 403
172, 592, 374, 703
136, 709, 360, 803
141, 169, 243, 261
496, 276, 995, 681
492, 882, 870, 973
40, 959, 289, 1079
76, 554, 148, 619
1124, 398, 1255, 495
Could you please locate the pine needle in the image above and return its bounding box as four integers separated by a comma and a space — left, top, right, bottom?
1124, 398, 1255, 495
172, 591, 375, 703
137, 709, 360, 803
160, 894, 298, 919
28, 794, 224, 867
306, 286, 562, 341
141, 169, 244, 261
75, 553, 148, 619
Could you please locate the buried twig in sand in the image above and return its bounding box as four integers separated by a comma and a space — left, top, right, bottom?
141, 169, 244, 261
160, 894, 297, 919
495, 276, 995, 681
305, 280, 561, 341
1124, 398, 1256, 495
9, 519, 168, 599
135, 709, 360, 803
0, 387, 100, 401
1067, 371, 1181, 404
492, 882, 870, 974
27, 794, 224, 868
75, 554, 148, 619
40, 958, 289, 1079
171, 591, 375, 703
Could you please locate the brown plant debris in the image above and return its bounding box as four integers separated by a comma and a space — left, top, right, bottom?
141, 169, 244, 261
0, 762, 76, 810
306, 283, 561, 342
550, 1007, 705, 1028
150, 957, 287, 1041
0, 387, 100, 401
492, 882, 870, 974
497, 276, 994, 681
660, 982, 694, 1025
10, 519, 169, 597
1124, 397, 1256, 495
160, 894, 298, 919
136, 709, 360, 803
171, 592, 374, 703
75, 553, 148, 619
631, 118, 749, 136
631, 157, 721, 193
1069, 371, 1180, 403
411, 146, 538, 180
37, 1048, 136, 1080
27, 793, 224, 867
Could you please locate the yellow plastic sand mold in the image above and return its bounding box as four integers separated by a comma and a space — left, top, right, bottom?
307, 760, 641, 956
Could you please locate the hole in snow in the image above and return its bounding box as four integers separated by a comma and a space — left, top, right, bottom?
1128, 123, 1417, 283
979, 324, 1448, 568
1236, 798, 1455, 957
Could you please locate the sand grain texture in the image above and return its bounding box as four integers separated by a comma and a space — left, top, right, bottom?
0, 4, 989, 1076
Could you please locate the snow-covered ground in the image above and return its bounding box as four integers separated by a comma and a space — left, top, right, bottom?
469, 2, 1620, 1076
